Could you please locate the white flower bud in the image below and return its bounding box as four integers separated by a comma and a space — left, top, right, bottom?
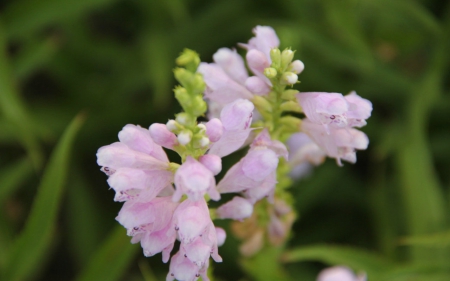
177, 130, 192, 145
166, 120, 178, 132
281, 72, 298, 85
290, 60, 304, 74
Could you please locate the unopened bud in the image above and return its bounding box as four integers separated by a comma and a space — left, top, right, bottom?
281, 89, 299, 101
290, 60, 304, 74
197, 123, 207, 132
177, 130, 192, 145
281, 49, 294, 70
205, 118, 223, 142
197, 136, 210, 147
176, 49, 200, 71
270, 48, 281, 68
166, 120, 179, 132
199, 154, 222, 175
281, 72, 298, 85
176, 113, 193, 126
264, 67, 277, 79
280, 101, 302, 113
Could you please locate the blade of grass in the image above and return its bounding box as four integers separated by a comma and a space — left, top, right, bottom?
74, 225, 139, 281
282, 244, 394, 280
0, 23, 43, 169
0, 157, 34, 204
0, 112, 85, 281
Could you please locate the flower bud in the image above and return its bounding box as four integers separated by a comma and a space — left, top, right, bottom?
177, 130, 192, 145
281, 72, 298, 85
176, 48, 200, 71
166, 120, 179, 132
175, 113, 194, 126
281, 89, 299, 101
215, 227, 226, 247
205, 118, 223, 142
281, 49, 294, 70
290, 60, 304, 74
270, 48, 281, 68
216, 197, 254, 220
264, 67, 277, 78
197, 136, 210, 147
149, 123, 178, 149
252, 95, 272, 120
245, 76, 270, 96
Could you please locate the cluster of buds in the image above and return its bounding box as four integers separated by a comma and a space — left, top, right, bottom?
96, 25, 372, 280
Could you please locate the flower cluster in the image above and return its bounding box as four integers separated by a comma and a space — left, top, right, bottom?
96, 25, 372, 280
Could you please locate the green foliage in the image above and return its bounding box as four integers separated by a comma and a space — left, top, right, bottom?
0, 0, 449, 280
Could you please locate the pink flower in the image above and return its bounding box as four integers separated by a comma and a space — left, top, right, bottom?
208, 99, 254, 157
198, 58, 252, 105
297, 92, 350, 129
286, 132, 325, 179
149, 123, 179, 149
240, 26, 280, 62
173, 156, 220, 202
344, 91, 373, 127
297, 92, 372, 130
97, 125, 173, 201
302, 119, 369, 166
217, 129, 287, 203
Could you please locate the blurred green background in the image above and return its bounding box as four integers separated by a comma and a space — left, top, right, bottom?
0, 0, 449, 280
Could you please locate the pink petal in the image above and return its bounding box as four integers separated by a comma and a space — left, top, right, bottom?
213, 48, 248, 84
216, 196, 253, 220
149, 123, 178, 150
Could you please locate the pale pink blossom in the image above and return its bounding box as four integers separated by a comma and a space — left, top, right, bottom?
286, 132, 325, 179
297, 92, 350, 129
208, 99, 254, 157
302, 119, 369, 166
240, 25, 280, 62
216, 196, 254, 220
166, 250, 208, 281
212, 48, 248, 85
344, 91, 372, 127
173, 156, 220, 202
198, 60, 252, 105
217, 129, 286, 203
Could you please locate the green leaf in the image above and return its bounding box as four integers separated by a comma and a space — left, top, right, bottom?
0, 157, 34, 205
74, 225, 139, 281
282, 244, 394, 279
400, 230, 450, 247
1, 112, 85, 281
0, 23, 43, 169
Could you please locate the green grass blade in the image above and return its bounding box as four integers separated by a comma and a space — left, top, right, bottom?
1, 112, 85, 281
0, 157, 34, 205
0, 23, 43, 169
74, 225, 139, 281
282, 244, 394, 279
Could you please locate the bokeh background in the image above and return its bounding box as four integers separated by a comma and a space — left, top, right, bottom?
1, 0, 449, 280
